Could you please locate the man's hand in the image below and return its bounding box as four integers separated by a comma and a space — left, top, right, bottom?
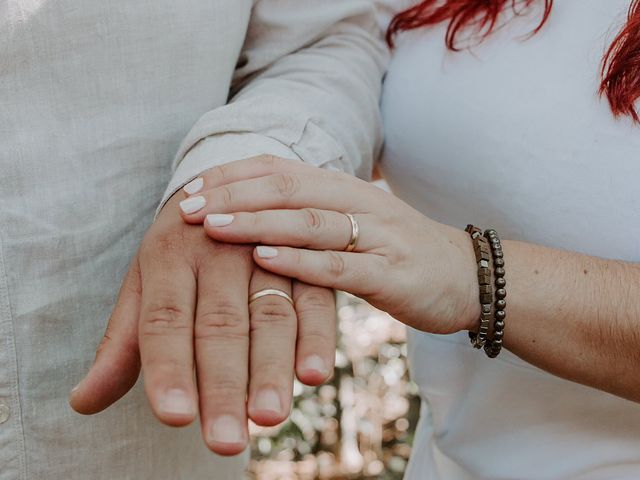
69, 186, 337, 456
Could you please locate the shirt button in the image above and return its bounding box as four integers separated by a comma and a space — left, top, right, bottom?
0, 401, 10, 424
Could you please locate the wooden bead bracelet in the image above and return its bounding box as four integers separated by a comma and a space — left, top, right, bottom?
465, 225, 507, 357
465, 224, 492, 349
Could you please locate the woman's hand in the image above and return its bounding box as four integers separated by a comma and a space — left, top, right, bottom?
177, 157, 480, 335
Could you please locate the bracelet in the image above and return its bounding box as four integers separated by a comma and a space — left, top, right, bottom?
484, 229, 506, 358
465, 224, 492, 349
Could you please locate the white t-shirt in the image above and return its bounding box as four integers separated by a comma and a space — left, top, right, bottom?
380, 1, 640, 478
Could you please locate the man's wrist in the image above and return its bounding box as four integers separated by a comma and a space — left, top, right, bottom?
157, 134, 301, 218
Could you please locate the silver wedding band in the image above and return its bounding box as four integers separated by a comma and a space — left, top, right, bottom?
249, 288, 294, 306
344, 213, 359, 252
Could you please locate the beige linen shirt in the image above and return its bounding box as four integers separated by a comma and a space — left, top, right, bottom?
0, 1, 386, 478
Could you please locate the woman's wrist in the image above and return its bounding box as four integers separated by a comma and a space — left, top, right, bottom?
442, 225, 483, 333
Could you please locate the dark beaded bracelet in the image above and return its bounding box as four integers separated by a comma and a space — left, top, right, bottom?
465, 224, 493, 348
483, 229, 506, 358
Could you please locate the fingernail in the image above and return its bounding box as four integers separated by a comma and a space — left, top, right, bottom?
256, 246, 278, 258
206, 214, 234, 227
209, 415, 244, 444
300, 355, 329, 376
183, 177, 204, 195
179, 196, 206, 214
252, 389, 281, 414
71, 381, 82, 394
158, 389, 195, 416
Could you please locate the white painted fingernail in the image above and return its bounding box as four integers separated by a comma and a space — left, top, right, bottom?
183, 177, 204, 195
256, 246, 278, 258
179, 196, 206, 214
300, 355, 329, 376
210, 415, 244, 444
206, 214, 234, 227
158, 389, 195, 416
253, 389, 281, 414
70, 379, 83, 394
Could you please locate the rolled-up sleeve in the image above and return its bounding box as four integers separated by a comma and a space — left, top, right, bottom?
158, 0, 388, 210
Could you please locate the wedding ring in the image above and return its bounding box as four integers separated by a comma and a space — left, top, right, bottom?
344, 213, 359, 252
249, 289, 294, 306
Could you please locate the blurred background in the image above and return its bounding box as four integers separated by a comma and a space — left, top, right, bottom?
247, 293, 420, 480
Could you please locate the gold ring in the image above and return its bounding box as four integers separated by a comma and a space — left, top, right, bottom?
344, 213, 359, 252
249, 289, 294, 306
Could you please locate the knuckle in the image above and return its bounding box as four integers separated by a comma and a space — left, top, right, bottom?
141, 305, 191, 336
250, 300, 295, 329
249, 211, 261, 229
258, 154, 279, 169
296, 289, 335, 314
297, 303, 337, 322
393, 242, 413, 264
219, 185, 234, 211
272, 173, 301, 198
210, 164, 229, 183
202, 377, 247, 400
195, 302, 248, 338
292, 248, 304, 267
327, 252, 346, 278
301, 208, 325, 232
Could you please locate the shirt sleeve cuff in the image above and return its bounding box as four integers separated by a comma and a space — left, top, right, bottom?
156, 133, 299, 215
156, 132, 345, 217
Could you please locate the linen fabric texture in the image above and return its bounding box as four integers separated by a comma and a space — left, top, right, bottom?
0, 1, 386, 478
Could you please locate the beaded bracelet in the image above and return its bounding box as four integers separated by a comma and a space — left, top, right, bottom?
484, 229, 506, 358
465, 225, 493, 349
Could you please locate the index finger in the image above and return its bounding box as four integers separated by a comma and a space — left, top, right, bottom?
179, 172, 380, 224
181, 155, 335, 195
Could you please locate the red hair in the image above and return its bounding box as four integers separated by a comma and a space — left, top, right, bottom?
387, 0, 640, 122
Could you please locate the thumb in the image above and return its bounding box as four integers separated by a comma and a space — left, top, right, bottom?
69, 257, 142, 415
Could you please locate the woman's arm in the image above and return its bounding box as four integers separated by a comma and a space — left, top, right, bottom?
498, 239, 640, 402
177, 157, 640, 403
